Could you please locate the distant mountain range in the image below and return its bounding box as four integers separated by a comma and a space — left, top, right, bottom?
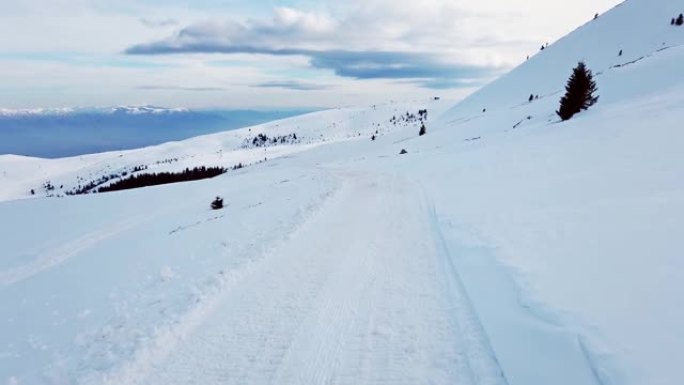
0, 106, 318, 158
0, 106, 195, 117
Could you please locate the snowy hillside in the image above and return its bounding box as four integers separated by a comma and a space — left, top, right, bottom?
2, 1, 684, 384
0, 100, 449, 202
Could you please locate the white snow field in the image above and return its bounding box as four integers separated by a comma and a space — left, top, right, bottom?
1, 0, 684, 384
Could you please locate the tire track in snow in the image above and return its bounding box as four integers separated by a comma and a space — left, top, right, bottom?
431, 213, 604, 385
118, 171, 507, 385
426, 201, 508, 385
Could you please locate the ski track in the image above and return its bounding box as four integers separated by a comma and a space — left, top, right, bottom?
102, 171, 507, 385
0, 213, 152, 286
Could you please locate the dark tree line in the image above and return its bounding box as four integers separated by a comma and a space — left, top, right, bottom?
97, 166, 226, 193
66, 165, 148, 195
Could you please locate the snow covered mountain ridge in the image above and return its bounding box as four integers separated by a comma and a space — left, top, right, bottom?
0, 107, 319, 158
1, 1, 684, 384
0, 106, 189, 117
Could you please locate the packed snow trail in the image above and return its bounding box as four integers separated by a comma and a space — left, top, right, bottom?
100, 171, 505, 385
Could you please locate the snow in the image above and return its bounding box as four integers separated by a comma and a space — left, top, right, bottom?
2, 0, 684, 384
97, 172, 506, 385
0, 100, 451, 201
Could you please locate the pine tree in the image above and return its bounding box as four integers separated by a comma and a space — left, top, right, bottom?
419, 123, 426, 136
556, 62, 599, 121
677, 14, 684, 26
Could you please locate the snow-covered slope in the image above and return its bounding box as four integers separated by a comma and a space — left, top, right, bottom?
2, 0, 684, 384
0, 100, 450, 202
442, 0, 684, 121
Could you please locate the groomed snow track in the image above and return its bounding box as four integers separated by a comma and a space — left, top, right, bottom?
92, 171, 508, 385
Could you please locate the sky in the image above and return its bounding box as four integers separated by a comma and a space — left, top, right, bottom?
0, 0, 622, 110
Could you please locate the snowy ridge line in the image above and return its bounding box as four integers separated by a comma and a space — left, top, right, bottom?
424, 199, 508, 385
86, 180, 344, 385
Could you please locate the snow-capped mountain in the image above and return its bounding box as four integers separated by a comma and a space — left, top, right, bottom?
0, 107, 317, 158
0, 106, 188, 117
106, 106, 190, 115
1, 1, 683, 384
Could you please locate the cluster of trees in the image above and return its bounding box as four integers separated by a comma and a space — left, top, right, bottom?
390, 110, 425, 126
155, 158, 179, 165
30, 181, 63, 196
671, 14, 684, 26
97, 166, 227, 193
65, 164, 148, 195
369, 109, 429, 142
241, 133, 299, 148
388, 109, 429, 136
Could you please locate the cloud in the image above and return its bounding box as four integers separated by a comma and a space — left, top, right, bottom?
2, 0, 625, 108
127, 42, 497, 88
409, 78, 491, 90
307, 51, 493, 81
253, 81, 332, 91
137, 85, 225, 91
125, 6, 501, 89
140, 18, 179, 28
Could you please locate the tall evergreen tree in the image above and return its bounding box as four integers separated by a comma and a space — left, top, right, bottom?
557, 62, 599, 121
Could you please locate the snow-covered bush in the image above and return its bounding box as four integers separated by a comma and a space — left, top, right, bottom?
211, 196, 224, 210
